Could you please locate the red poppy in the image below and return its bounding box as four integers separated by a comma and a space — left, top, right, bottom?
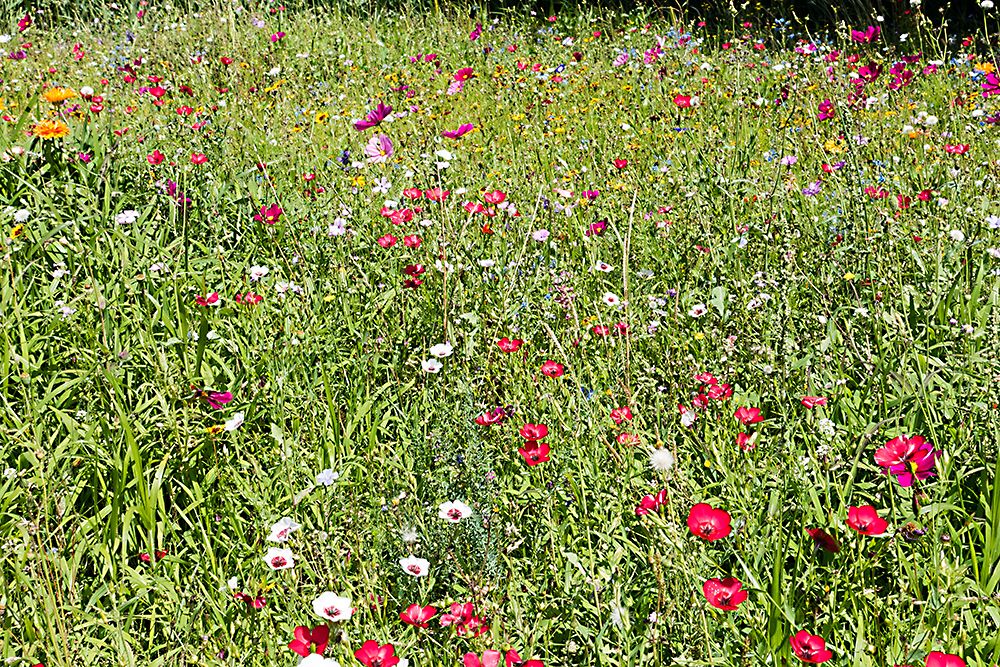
541, 360, 564, 377
497, 337, 524, 353
925, 652, 965, 667
702, 577, 748, 611
790, 630, 833, 663
354, 640, 400, 667
734, 406, 763, 425
847, 505, 888, 536
519, 423, 548, 440
400, 604, 437, 628
484, 189, 507, 204
800, 396, 827, 409
807, 528, 841, 553
288, 624, 330, 657
687, 503, 732, 541
518, 440, 550, 466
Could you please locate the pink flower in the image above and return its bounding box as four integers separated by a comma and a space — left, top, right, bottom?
190, 152, 208, 164
377, 234, 398, 249
364, 134, 394, 163
288, 624, 329, 657
255, 203, 283, 225
454, 67, 475, 82
800, 396, 827, 409
850, 25, 880, 44
442, 123, 475, 139
354, 640, 399, 667
400, 604, 437, 627
734, 406, 763, 425
687, 503, 732, 541
817, 99, 835, 121
790, 630, 833, 663
874, 434, 941, 487
702, 577, 748, 611
925, 652, 966, 667
464, 651, 502, 667
354, 102, 392, 131
847, 505, 888, 536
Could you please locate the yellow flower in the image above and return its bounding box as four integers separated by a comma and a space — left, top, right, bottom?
43, 87, 76, 104
844, 272, 856, 281
351, 175, 365, 187
314, 112, 329, 124
693, 332, 705, 340
975, 62, 996, 74
10, 225, 25, 238
206, 425, 224, 435
33, 118, 70, 140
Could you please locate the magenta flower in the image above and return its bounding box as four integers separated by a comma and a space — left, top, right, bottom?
817, 99, 834, 121
364, 134, 394, 163
850, 25, 880, 44
441, 123, 474, 139
874, 434, 941, 487
354, 102, 393, 131
982, 71, 1000, 98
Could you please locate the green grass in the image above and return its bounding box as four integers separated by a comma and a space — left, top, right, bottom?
1, 2, 1000, 666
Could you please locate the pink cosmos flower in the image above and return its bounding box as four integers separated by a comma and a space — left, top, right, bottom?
442, 123, 475, 139
850, 25, 880, 44
364, 134, 394, 163
191, 386, 233, 409
354, 102, 393, 131
255, 203, 283, 225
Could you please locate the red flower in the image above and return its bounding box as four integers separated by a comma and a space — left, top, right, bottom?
673, 94, 693, 107
540, 360, 564, 377
377, 234, 398, 249
736, 432, 757, 451
846, 505, 888, 536
497, 337, 524, 353
925, 652, 966, 667
687, 503, 732, 541
403, 234, 421, 248
475, 407, 508, 426
424, 187, 450, 201
147, 149, 165, 165
484, 189, 507, 204
943, 144, 969, 155
610, 406, 633, 425
790, 630, 833, 663
440, 602, 489, 637
194, 292, 220, 307
874, 434, 940, 487
190, 152, 208, 164
519, 423, 548, 440
800, 396, 827, 409
613, 159, 628, 169
635, 489, 668, 516
354, 640, 400, 667
504, 649, 545, 667
464, 651, 502, 667
518, 440, 550, 466
807, 528, 841, 553
403, 187, 423, 200
288, 625, 330, 657
706, 383, 732, 400
254, 203, 283, 225
734, 406, 763, 425
400, 603, 437, 628
702, 577, 748, 611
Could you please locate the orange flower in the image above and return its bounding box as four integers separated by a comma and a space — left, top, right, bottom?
33, 118, 70, 139
43, 87, 76, 104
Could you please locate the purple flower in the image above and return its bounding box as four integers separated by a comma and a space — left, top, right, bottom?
354, 102, 393, 131
441, 123, 474, 139
802, 180, 822, 197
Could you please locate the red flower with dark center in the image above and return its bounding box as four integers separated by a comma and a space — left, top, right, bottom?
702, 577, 748, 611
519, 423, 548, 440
847, 505, 888, 536
497, 337, 524, 352
518, 440, 550, 466
540, 360, 564, 377
734, 406, 763, 425
354, 640, 400, 667
686, 503, 732, 541
610, 406, 633, 425
399, 603, 437, 628
790, 630, 833, 663
874, 434, 940, 487
288, 625, 329, 657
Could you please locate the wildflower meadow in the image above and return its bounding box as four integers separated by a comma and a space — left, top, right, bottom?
2, 1, 1000, 666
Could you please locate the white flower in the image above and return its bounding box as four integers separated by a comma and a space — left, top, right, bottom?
372, 177, 391, 194
434, 149, 454, 161
328, 218, 347, 236
531, 229, 550, 242
0, 35, 10, 44
602, 292, 621, 306
263, 547, 295, 570
312, 592, 353, 622
399, 555, 430, 577
401, 527, 419, 543
268, 517, 300, 542
248, 265, 269, 281
949, 229, 966, 242
115, 210, 139, 225
817, 418, 836, 438
421, 358, 443, 373
680, 409, 697, 428
149, 262, 170, 274
429, 342, 454, 358
224, 412, 244, 431
689, 303, 708, 317
317, 469, 340, 486
300, 654, 342, 667
982, 0, 994, 9
987, 248, 1000, 259
438, 500, 473, 523
13, 208, 30, 223
594, 261, 613, 272
227, 576, 239, 590
79, 85, 94, 97
478, 259, 496, 268
648, 448, 675, 472
986, 215, 1000, 229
